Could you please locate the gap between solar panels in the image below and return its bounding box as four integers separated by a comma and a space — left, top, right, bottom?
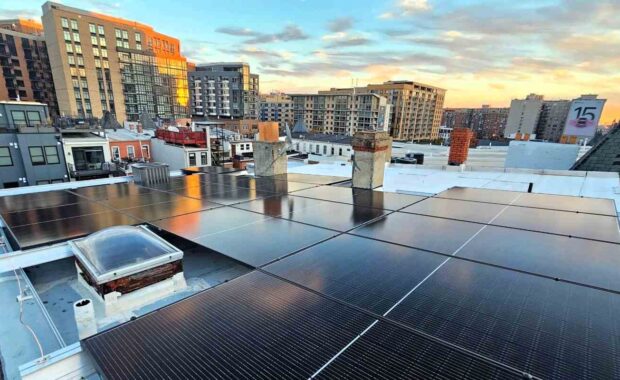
299, 193, 529, 379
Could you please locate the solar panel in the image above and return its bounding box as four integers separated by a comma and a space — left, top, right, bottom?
265, 173, 350, 185
171, 182, 275, 205
491, 206, 620, 243
96, 191, 181, 209
119, 198, 221, 222
0, 190, 81, 213
153, 207, 269, 240
69, 182, 152, 200
265, 234, 446, 314
385, 259, 620, 380
9, 210, 138, 248
436, 187, 521, 204
291, 186, 426, 210
438, 187, 618, 216
351, 212, 483, 253
285, 201, 386, 231
1, 201, 112, 228
456, 225, 620, 292
401, 197, 507, 223
194, 218, 337, 267
514, 192, 617, 216
315, 321, 523, 380
83, 271, 377, 380
233, 195, 337, 218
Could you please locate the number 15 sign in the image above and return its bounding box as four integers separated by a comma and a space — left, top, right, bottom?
563, 98, 606, 137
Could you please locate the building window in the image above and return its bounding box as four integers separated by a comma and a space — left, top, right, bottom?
45, 146, 60, 164
112, 146, 120, 160
188, 152, 196, 166
127, 145, 135, 159
11, 111, 27, 127
0, 147, 12, 166
27, 111, 42, 127
61, 18, 69, 28
73, 32, 80, 42
65, 43, 73, 53
142, 144, 149, 158
63, 31, 71, 41
98, 25, 105, 35
29, 147, 45, 165
91, 35, 98, 45
200, 152, 208, 165
70, 19, 78, 30
89, 24, 96, 34
67, 55, 75, 65
135, 32, 141, 42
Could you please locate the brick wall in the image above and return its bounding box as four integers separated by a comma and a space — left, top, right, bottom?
448, 127, 473, 165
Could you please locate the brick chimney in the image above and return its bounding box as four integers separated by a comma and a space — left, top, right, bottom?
351, 131, 392, 189
448, 128, 473, 166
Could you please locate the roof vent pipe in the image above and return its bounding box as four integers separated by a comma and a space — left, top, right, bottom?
74, 299, 97, 339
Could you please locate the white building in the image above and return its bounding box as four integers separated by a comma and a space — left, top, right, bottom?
291, 133, 353, 159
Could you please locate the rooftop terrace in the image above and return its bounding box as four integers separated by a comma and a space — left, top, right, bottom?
0, 164, 618, 379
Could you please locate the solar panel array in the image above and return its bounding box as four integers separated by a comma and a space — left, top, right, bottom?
2, 174, 619, 379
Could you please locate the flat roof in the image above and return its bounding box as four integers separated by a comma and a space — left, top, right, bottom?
0, 164, 619, 379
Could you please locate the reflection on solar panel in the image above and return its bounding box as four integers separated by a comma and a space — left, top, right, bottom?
84, 271, 525, 380
4, 174, 619, 379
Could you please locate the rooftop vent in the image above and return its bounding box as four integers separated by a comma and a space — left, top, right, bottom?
69, 225, 186, 315
132, 162, 170, 185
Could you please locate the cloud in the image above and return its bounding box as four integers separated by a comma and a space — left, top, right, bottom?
243, 25, 309, 44
379, 0, 431, 19
0, 8, 41, 19
327, 17, 354, 32
215, 27, 259, 37
326, 36, 372, 48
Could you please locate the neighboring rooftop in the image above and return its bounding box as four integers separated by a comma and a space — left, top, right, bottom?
0, 163, 619, 379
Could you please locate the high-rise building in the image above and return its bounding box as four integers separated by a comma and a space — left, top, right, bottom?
259, 92, 293, 131
442, 105, 509, 140
188, 62, 259, 120
290, 89, 390, 135
535, 100, 571, 142
504, 94, 544, 139
41, 1, 189, 122
0, 20, 58, 117
364, 80, 445, 141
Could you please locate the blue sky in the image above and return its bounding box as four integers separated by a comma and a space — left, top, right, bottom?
4, 0, 620, 123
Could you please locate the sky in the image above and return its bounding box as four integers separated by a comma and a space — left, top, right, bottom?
4, 0, 620, 124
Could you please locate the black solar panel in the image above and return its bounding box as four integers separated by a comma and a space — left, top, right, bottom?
315, 321, 523, 380
234, 195, 337, 218
120, 198, 221, 222
401, 197, 507, 223
438, 186, 618, 216
266, 173, 350, 185
1, 201, 112, 228
194, 218, 337, 267
83, 272, 377, 380
0, 190, 82, 213
9, 210, 138, 248
291, 185, 426, 210
491, 206, 620, 243
385, 259, 620, 380
436, 187, 521, 204
351, 212, 483, 253
153, 207, 270, 240
69, 182, 152, 200
456, 225, 620, 292
265, 234, 446, 314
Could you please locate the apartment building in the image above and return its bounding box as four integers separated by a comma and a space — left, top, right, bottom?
365, 80, 446, 141
41, 1, 189, 123
442, 105, 509, 140
535, 100, 571, 142
188, 62, 259, 119
0, 101, 68, 188
259, 92, 293, 130
504, 94, 544, 139
0, 19, 58, 117
290, 89, 390, 135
